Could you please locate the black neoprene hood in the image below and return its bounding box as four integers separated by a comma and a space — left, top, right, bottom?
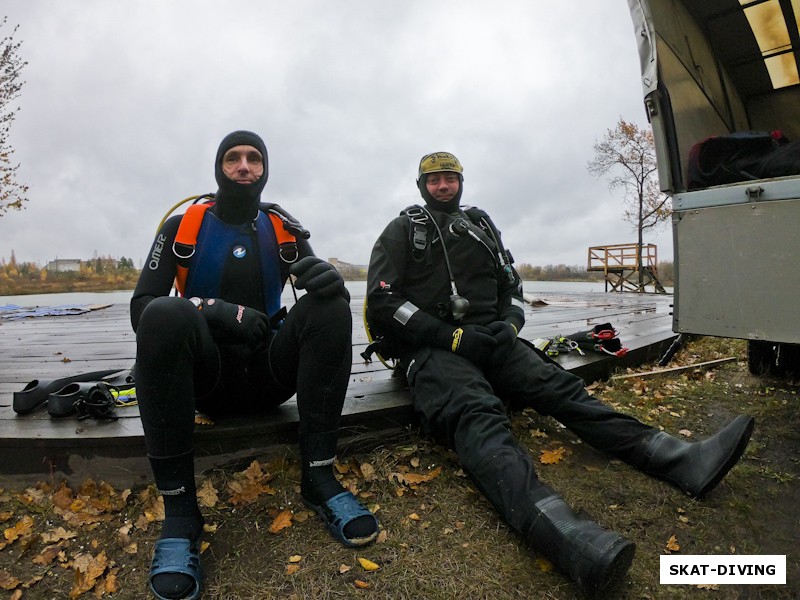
213, 130, 269, 222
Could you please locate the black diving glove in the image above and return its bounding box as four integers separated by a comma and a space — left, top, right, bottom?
290, 256, 349, 300
485, 320, 517, 366
197, 298, 271, 347
436, 323, 498, 366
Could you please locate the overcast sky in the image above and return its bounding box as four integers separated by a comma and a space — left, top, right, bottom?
1, 1, 671, 272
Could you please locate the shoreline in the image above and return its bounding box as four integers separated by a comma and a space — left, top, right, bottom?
1, 280, 673, 309
0, 277, 625, 298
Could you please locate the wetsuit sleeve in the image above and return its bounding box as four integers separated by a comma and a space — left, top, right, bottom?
366, 217, 451, 346
130, 215, 182, 332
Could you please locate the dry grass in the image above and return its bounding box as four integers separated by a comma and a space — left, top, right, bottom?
1, 337, 797, 599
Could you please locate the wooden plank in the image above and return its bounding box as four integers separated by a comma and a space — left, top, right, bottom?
610, 357, 738, 380
0, 291, 676, 488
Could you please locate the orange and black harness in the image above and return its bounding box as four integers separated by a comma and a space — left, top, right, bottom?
171, 200, 303, 297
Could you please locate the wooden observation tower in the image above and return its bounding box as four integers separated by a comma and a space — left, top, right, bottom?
588, 244, 667, 293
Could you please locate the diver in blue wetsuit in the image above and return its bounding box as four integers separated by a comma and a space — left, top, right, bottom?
131, 130, 378, 600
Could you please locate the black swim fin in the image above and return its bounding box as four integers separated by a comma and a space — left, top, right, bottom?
47, 381, 118, 420
13, 369, 125, 415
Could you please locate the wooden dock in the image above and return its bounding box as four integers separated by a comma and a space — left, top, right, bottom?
0, 290, 676, 488
588, 244, 667, 293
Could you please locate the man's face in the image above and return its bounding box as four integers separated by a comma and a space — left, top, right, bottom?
221, 145, 264, 184
425, 171, 461, 203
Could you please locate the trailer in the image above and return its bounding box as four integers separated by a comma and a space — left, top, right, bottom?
627, 0, 800, 377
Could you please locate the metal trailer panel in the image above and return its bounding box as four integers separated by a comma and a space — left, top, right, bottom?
629, 0, 800, 345
673, 197, 800, 343
673, 178, 800, 211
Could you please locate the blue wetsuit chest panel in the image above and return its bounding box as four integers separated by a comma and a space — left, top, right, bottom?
183, 211, 283, 317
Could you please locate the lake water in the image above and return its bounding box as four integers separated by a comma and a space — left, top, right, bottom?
0, 280, 665, 308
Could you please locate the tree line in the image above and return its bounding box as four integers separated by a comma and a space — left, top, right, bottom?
260, 261, 674, 284
518, 262, 672, 284
0, 253, 674, 297
0, 253, 139, 295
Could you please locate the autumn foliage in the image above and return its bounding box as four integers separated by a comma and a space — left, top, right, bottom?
0, 17, 28, 217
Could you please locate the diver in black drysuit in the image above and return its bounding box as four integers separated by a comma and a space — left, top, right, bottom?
365, 151, 755, 598
132, 131, 377, 600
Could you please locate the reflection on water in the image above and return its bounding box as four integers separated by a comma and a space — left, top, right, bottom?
0, 280, 671, 308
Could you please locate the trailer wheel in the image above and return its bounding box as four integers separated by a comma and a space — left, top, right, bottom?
747, 340, 777, 376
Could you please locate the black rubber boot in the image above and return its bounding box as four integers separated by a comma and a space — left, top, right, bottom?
526, 490, 635, 598
637, 415, 755, 499
458, 423, 633, 596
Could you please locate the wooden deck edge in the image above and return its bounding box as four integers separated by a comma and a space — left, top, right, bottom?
0, 336, 674, 487
0, 421, 421, 491
0, 330, 677, 489
0, 384, 417, 489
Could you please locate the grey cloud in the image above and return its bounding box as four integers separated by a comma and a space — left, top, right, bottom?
0, 0, 671, 273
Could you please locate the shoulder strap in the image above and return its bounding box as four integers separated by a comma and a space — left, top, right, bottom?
463, 206, 517, 283
402, 204, 431, 261
173, 203, 213, 295
463, 205, 496, 232
174, 203, 213, 257
463, 207, 509, 258
261, 202, 303, 263
267, 212, 299, 263
266, 212, 292, 244
260, 202, 310, 240
401, 204, 517, 280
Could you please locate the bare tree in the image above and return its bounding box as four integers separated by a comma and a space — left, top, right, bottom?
587, 118, 670, 291
0, 17, 28, 216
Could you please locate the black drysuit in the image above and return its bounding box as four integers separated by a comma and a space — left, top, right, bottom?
366, 204, 657, 539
